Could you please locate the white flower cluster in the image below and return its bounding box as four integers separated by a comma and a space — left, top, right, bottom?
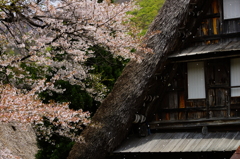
0, 0, 142, 101
0, 0, 145, 142
0, 84, 90, 141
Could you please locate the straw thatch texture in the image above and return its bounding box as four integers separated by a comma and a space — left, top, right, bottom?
0, 123, 38, 159
68, 0, 211, 159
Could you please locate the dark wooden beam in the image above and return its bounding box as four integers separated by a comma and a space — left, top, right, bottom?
204, 13, 220, 19
193, 32, 240, 42
159, 107, 227, 112
168, 50, 240, 63
149, 117, 240, 129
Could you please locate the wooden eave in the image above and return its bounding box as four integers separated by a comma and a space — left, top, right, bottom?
115, 131, 240, 153
149, 117, 240, 130
168, 40, 240, 62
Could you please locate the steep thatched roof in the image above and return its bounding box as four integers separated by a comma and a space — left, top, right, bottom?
68, 0, 212, 159
0, 123, 38, 159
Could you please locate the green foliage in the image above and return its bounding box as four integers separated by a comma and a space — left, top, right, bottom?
128, 0, 165, 36
38, 46, 129, 112
35, 118, 75, 159
36, 137, 74, 159
20, 62, 46, 80
0, 0, 24, 11
86, 46, 129, 91
0, 62, 46, 88
39, 80, 99, 112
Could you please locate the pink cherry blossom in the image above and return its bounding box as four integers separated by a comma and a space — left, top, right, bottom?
0, 0, 145, 143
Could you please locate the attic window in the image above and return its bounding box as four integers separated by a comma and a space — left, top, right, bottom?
231, 58, 240, 97
187, 62, 206, 99
223, 0, 240, 19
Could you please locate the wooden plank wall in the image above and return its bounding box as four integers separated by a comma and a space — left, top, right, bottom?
157, 58, 240, 121
195, 0, 240, 44
196, 0, 221, 44
154, 0, 240, 122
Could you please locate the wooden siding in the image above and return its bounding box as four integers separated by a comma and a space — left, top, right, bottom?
147, 0, 240, 127
194, 0, 240, 44
155, 58, 240, 123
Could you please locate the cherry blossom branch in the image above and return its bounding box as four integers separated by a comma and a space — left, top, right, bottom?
0, 83, 91, 141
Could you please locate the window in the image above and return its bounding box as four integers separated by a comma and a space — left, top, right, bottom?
223, 0, 240, 19
231, 58, 240, 97
187, 62, 206, 99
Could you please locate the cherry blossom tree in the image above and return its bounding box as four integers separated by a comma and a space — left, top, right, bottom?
0, 0, 143, 157
0, 82, 91, 141
0, 0, 141, 99
0, 0, 140, 116
0, 1, 140, 113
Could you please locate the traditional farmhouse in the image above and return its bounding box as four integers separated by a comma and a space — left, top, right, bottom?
114, 0, 240, 158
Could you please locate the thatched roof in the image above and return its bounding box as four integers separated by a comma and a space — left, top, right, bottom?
0, 123, 38, 159
68, 0, 213, 159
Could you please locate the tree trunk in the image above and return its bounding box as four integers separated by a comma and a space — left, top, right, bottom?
68, 0, 209, 158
